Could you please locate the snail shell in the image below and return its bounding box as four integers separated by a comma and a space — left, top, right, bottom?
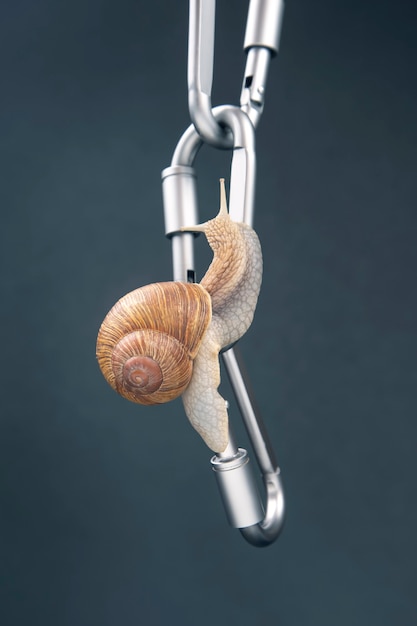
96, 282, 211, 404
96, 179, 262, 452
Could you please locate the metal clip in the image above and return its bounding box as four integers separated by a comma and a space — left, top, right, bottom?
161, 106, 285, 546
240, 0, 285, 127
188, 0, 285, 143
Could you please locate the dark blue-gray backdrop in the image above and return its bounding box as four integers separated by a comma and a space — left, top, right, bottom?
1, 0, 416, 624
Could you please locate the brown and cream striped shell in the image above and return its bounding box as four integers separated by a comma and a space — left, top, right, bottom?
96, 281, 212, 405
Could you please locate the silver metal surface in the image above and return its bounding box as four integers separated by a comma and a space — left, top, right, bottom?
163, 105, 257, 280
187, 0, 284, 143
243, 0, 285, 54
170, 105, 256, 225
222, 347, 285, 545
240, 0, 285, 127
162, 165, 199, 237
163, 106, 256, 278
211, 448, 264, 528
162, 165, 200, 281
240, 47, 271, 127
188, 0, 233, 148
240, 472, 285, 546
169, 234, 196, 283
215, 107, 256, 225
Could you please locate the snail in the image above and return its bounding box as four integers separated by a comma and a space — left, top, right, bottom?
96, 179, 262, 452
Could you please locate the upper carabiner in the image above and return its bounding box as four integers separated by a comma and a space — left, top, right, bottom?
188, 0, 285, 144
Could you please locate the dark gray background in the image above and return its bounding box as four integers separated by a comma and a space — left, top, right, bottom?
1, 0, 416, 624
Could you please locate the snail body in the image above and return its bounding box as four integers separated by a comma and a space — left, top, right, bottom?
96, 180, 262, 452
181, 184, 262, 451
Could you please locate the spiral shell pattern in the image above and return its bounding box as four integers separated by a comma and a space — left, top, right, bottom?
96, 282, 212, 404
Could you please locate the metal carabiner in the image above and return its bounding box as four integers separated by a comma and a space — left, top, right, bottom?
161, 106, 285, 546
188, 0, 285, 144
